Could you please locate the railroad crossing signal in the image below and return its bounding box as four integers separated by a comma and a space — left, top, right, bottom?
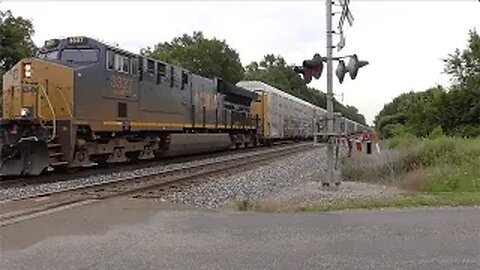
335, 54, 369, 83
303, 53, 324, 79
335, 59, 347, 84
346, 54, 369, 80
337, 0, 353, 53
294, 53, 324, 83
293, 66, 313, 83
338, 0, 354, 30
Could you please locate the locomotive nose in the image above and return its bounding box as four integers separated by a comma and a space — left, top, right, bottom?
2, 59, 41, 119
1, 58, 74, 176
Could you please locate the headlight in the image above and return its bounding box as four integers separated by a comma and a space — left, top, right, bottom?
20, 107, 32, 117
24, 63, 32, 78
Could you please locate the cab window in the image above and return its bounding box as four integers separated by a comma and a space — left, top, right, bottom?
146, 59, 155, 75
61, 49, 99, 62
114, 54, 123, 72
130, 58, 138, 75
38, 51, 59, 60
181, 71, 188, 90
157, 63, 166, 84
107, 50, 132, 74
107, 50, 114, 69
122, 56, 129, 73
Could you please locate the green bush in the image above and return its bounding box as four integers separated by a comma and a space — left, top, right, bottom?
428, 126, 444, 139
418, 137, 480, 166
423, 162, 480, 192
386, 133, 419, 149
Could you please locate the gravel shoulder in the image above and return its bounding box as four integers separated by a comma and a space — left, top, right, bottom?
260, 179, 403, 208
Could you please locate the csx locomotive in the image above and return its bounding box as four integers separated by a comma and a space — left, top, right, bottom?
1, 36, 366, 176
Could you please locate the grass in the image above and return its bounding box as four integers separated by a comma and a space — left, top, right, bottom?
234, 192, 480, 213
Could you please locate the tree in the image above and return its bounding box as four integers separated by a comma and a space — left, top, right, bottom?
375, 87, 448, 138
444, 29, 480, 87
143, 31, 244, 83
0, 10, 36, 75
444, 29, 480, 136
245, 54, 367, 124
1, 10, 36, 116
376, 29, 480, 138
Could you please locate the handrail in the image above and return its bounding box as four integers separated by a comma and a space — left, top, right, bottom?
56, 87, 73, 118
37, 84, 57, 142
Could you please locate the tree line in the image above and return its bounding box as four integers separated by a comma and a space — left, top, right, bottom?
0, 9, 366, 123
375, 29, 480, 138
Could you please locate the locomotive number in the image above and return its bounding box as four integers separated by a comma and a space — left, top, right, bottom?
67, 36, 87, 45
110, 75, 133, 97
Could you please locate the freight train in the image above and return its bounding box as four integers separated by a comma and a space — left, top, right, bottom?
1, 36, 366, 176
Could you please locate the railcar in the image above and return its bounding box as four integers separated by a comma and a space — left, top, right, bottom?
237, 81, 367, 141
1, 37, 258, 176
237, 81, 319, 142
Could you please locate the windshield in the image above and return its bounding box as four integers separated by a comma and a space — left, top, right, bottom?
61, 49, 99, 62
37, 51, 59, 60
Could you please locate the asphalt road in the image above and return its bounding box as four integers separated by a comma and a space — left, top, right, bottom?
1, 198, 479, 270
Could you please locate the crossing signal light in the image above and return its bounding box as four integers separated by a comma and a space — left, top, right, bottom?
294, 53, 324, 84
296, 53, 368, 84
294, 66, 312, 83
335, 54, 369, 83
302, 53, 324, 79
335, 60, 347, 84
347, 54, 369, 80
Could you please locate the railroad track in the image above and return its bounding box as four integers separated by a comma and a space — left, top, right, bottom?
0, 142, 317, 226
0, 142, 283, 190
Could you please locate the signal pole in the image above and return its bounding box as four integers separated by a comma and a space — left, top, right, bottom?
325, 0, 336, 186
293, 0, 367, 186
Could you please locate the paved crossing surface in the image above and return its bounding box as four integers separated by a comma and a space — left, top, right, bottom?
1, 198, 479, 270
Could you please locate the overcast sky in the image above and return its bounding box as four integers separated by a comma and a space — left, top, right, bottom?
2, 1, 479, 124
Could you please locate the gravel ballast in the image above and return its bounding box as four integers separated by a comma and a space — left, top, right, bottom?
160, 147, 398, 209
0, 145, 303, 202
159, 146, 403, 209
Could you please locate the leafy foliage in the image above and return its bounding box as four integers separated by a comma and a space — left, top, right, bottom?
0, 10, 36, 116
376, 29, 480, 138
0, 10, 36, 76
245, 54, 366, 124
444, 29, 480, 86
143, 31, 245, 83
